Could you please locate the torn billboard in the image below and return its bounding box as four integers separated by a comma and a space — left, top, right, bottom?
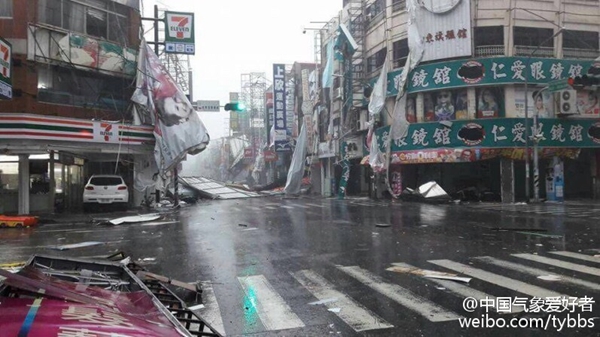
131, 40, 210, 174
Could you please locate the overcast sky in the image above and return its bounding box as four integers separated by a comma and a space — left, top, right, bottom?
142, 0, 341, 140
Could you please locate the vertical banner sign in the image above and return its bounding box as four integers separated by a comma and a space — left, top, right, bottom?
273, 64, 290, 151
164, 11, 195, 55
0, 37, 12, 99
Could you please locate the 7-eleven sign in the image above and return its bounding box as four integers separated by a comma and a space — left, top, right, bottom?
165, 12, 194, 42
0, 37, 11, 99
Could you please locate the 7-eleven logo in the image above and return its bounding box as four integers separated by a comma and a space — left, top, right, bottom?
0, 42, 10, 78
168, 14, 192, 40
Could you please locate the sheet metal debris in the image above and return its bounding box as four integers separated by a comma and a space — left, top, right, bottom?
108, 213, 162, 225
49, 241, 105, 251
537, 275, 563, 281
308, 298, 338, 305
180, 176, 262, 200
0, 254, 222, 337
387, 265, 471, 283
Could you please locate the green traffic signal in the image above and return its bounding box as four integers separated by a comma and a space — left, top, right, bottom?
224, 102, 246, 112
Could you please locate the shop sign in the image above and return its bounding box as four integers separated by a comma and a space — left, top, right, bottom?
264, 150, 277, 162
318, 142, 336, 158
0, 37, 11, 99
164, 11, 195, 55
273, 64, 290, 151
375, 118, 600, 153
376, 57, 596, 96
387, 147, 580, 165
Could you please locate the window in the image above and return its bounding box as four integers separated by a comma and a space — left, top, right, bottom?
366, 0, 384, 23
563, 30, 599, 50
37, 65, 132, 112
474, 26, 504, 46
367, 48, 387, 73
513, 27, 554, 47
392, 0, 406, 12
0, 0, 12, 17
392, 39, 408, 68
38, 0, 129, 45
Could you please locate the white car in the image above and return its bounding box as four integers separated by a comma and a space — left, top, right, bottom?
83, 175, 129, 211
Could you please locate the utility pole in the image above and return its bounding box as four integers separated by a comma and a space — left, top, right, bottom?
525, 28, 564, 203
141, 5, 179, 207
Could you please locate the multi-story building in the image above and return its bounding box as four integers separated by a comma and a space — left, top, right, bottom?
0, 0, 154, 214
316, 0, 600, 202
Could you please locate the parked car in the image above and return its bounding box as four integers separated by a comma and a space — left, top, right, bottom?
82, 175, 129, 212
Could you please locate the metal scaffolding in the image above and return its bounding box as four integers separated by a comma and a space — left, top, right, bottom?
240, 73, 268, 156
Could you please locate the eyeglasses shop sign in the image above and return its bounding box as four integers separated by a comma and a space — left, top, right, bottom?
0, 37, 11, 99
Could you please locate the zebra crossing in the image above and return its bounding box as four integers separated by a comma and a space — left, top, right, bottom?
195, 250, 600, 335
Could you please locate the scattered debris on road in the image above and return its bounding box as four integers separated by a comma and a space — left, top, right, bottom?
98, 213, 162, 226
387, 265, 471, 283
49, 241, 105, 250
537, 275, 562, 281
0, 254, 222, 337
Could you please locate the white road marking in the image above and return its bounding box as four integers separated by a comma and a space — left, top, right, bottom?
512, 254, 600, 277
428, 260, 566, 298
391, 262, 522, 313
194, 281, 225, 336
265, 206, 278, 210
305, 203, 324, 208
548, 251, 600, 264
291, 269, 393, 331
474, 256, 600, 292
238, 275, 304, 331
280, 205, 294, 209
336, 265, 462, 322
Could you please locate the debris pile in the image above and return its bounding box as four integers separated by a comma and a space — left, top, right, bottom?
0, 254, 222, 337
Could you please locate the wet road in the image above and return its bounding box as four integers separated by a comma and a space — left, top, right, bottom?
1, 197, 600, 336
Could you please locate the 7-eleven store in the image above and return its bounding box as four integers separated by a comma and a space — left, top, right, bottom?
0, 114, 154, 214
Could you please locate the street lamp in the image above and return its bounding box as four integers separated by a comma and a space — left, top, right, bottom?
524, 27, 564, 203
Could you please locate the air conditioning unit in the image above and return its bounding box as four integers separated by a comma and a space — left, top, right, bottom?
333, 87, 343, 100
558, 89, 577, 114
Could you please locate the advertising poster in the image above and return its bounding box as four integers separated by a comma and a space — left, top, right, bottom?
514, 89, 555, 118
577, 90, 600, 116
476, 87, 502, 118
433, 90, 456, 121
131, 41, 209, 173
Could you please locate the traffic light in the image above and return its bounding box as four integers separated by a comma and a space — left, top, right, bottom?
224, 102, 246, 112
568, 75, 600, 89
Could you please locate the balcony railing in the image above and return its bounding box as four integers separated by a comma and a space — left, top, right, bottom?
474, 45, 505, 57
513, 45, 555, 58
563, 48, 599, 60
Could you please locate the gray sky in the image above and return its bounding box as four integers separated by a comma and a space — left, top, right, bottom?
142, 0, 341, 139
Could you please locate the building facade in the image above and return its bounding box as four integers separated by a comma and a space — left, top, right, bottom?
316, 0, 600, 201
0, 0, 154, 214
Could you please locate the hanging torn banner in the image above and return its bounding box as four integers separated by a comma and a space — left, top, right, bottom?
131, 40, 210, 174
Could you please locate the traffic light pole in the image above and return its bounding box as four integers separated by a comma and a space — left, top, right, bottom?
524, 28, 563, 203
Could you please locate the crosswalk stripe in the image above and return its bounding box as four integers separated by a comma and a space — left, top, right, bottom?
428, 260, 566, 298
512, 254, 600, 277
336, 265, 462, 322
291, 270, 393, 332
391, 263, 522, 314
194, 282, 226, 336
238, 275, 305, 331
265, 206, 277, 210
474, 256, 600, 292
548, 251, 600, 264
